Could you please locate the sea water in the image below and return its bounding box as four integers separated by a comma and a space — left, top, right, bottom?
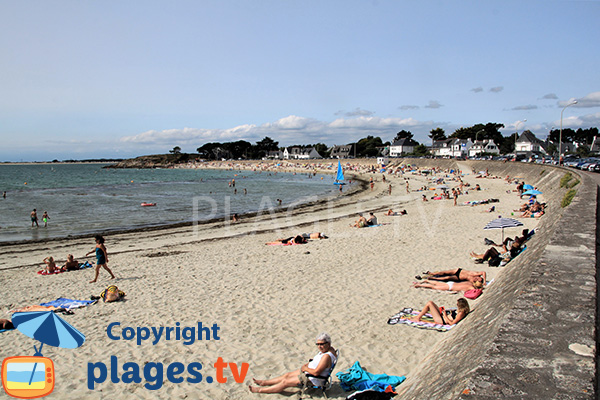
0, 163, 337, 243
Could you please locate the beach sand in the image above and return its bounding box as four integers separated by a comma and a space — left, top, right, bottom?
0, 162, 540, 399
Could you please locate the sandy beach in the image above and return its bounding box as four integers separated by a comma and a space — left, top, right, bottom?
0, 161, 541, 399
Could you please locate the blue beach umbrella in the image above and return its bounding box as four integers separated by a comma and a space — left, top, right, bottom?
523, 184, 534, 190
12, 311, 85, 354
11, 311, 85, 386
523, 189, 543, 196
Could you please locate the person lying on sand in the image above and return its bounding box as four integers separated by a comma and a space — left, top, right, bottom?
413, 279, 484, 292
471, 237, 523, 266
385, 209, 407, 216
249, 333, 337, 394
301, 232, 328, 239
267, 235, 308, 245
417, 268, 485, 284
0, 319, 14, 330
410, 298, 470, 325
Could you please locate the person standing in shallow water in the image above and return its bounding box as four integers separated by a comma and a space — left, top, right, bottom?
30, 209, 39, 227
86, 234, 115, 283
42, 211, 50, 227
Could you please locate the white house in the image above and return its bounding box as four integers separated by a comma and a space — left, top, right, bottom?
431, 139, 453, 157
450, 139, 472, 157
389, 138, 418, 157
468, 140, 500, 157
516, 132, 546, 154
329, 144, 354, 158
283, 146, 323, 159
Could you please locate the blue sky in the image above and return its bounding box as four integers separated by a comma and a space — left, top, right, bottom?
1, 0, 599, 161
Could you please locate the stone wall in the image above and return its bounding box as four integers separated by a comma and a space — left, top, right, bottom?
394, 160, 596, 399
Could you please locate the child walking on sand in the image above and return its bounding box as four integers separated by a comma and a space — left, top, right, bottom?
86, 234, 115, 283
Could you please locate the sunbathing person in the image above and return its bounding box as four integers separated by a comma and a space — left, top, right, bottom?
410, 298, 470, 325
301, 232, 328, 239
62, 254, 80, 271
385, 209, 407, 216
419, 268, 485, 284
521, 209, 544, 218
413, 279, 484, 292
100, 285, 126, 303
366, 212, 378, 226
42, 256, 57, 273
471, 237, 523, 266
249, 333, 337, 394
350, 214, 368, 228
0, 319, 14, 330
267, 235, 308, 245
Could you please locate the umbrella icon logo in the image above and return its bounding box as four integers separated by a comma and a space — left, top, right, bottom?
1, 311, 85, 399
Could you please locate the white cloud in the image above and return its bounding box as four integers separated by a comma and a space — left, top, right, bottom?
119, 115, 449, 148
559, 91, 600, 108
489, 86, 504, 93
552, 112, 600, 129
399, 105, 419, 110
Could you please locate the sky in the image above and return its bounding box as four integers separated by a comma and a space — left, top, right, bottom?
1, 0, 599, 161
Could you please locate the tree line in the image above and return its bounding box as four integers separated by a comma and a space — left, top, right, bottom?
167, 123, 599, 159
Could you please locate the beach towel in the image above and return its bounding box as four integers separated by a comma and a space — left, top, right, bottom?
336, 361, 405, 392
39, 298, 97, 310
387, 308, 455, 332
37, 269, 65, 275
78, 261, 94, 269
266, 241, 306, 246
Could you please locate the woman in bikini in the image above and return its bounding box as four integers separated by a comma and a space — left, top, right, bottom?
420, 268, 486, 284
410, 298, 470, 325
413, 279, 484, 292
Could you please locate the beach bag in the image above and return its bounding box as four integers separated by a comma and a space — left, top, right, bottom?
464, 289, 483, 300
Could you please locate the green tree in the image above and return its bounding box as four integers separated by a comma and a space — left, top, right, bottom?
428, 128, 446, 142
393, 130, 413, 142
576, 145, 590, 158
411, 144, 430, 156
500, 133, 518, 154
355, 136, 384, 157
170, 146, 181, 154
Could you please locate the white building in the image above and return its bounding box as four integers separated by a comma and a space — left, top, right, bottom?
283, 146, 323, 159
468, 140, 500, 157
516, 132, 546, 154
389, 138, 418, 157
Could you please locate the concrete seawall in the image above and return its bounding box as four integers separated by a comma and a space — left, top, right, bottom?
394, 160, 596, 399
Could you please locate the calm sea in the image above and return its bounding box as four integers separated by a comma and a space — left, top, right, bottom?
0, 163, 337, 243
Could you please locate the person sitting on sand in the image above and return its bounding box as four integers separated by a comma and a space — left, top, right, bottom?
249, 333, 337, 394
42, 256, 57, 273
413, 279, 483, 292
267, 235, 308, 245
410, 298, 470, 325
366, 212, 378, 226
62, 254, 80, 271
350, 214, 368, 228
418, 268, 485, 284
470, 237, 523, 266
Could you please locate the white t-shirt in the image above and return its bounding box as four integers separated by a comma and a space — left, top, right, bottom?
306, 351, 337, 385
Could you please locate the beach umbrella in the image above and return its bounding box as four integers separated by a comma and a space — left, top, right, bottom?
523, 189, 542, 196
523, 184, 534, 190
11, 311, 85, 385
483, 217, 523, 242
12, 311, 85, 354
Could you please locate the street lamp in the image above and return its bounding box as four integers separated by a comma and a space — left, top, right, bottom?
559, 100, 578, 162
514, 119, 527, 156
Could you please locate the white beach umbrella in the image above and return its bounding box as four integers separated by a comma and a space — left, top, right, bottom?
483, 217, 523, 242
